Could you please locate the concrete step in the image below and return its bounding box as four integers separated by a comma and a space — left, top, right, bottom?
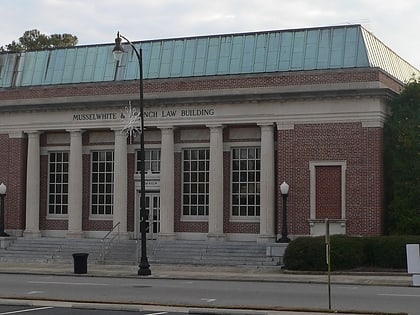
1, 238, 284, 267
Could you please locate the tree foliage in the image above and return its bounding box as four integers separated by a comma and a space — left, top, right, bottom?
384, 79, 420, 234
0, 29, 78, 52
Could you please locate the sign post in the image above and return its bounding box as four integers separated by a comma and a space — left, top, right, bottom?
325, 218, 331, 310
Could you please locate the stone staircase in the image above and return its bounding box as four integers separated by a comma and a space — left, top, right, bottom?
0, 237, 104, 264
150, 240, 280, 266
0, 237, 286, 267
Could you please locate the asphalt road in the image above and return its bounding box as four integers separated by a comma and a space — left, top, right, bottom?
0, 305, 186, 315
0, 273, 418, 314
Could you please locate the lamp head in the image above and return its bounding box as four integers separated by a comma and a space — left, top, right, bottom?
0, 183, 6, 195
280, 181, 289, 195
112, 31, 124, 61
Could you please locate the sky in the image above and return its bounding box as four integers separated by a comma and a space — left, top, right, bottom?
1, 0, 420, 68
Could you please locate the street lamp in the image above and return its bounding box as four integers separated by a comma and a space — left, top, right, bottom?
278, 181, 290, 243
112, 32, 151, 276
0, 183, 9, 237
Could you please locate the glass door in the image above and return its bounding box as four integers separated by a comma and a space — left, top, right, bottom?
145, 193, 160, 239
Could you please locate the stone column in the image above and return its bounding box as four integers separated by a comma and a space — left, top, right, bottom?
159, 127, 175, 240
258, 124, 276, 242
24, 131, 41, 237
67, 130, 84, 238
207, 125, 225, 240
113, 130, 128, 238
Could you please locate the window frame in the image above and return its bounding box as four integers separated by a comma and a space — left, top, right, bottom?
136, 148, 161, 174
309, 160, 347, 221
230, 146, 261, 221
90, 150, 114, 218
47, 151, 69, 218
181, 147, 210, 220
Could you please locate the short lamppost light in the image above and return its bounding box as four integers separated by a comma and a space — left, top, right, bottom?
0, 183, 9, 237
278, 181, 290, 243
112, 31, 151, 276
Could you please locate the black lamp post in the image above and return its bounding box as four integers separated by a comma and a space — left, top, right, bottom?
0, 183, 9, 237
278, 181, 290, 243
112, 32, 151, 276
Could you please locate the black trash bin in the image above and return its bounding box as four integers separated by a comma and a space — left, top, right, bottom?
72, 253, 89, 274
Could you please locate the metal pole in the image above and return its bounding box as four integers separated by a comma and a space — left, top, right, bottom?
325, 218, 331, 310
137, 47, 151, 276
0, 194, 8, 237
115, 33, 151, 276
279, 193, 290, 242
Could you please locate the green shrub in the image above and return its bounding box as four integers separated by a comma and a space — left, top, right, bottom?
283, 235, 420, 271
365, 236, 420, 269
329, 235, 365, 271
283, 236, 326, 271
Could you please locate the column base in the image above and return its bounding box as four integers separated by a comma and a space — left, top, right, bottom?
23, 230, 42, 238
207, 233, 226, 241
413, 275, 420, 287
67, 231, 84, 238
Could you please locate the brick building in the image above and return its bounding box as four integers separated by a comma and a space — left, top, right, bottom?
0, 25, 418, 241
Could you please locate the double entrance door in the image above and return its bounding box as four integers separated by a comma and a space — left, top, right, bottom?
137, 192, 160, 239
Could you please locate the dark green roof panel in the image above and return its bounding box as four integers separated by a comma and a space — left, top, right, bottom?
0, 25, 418, 88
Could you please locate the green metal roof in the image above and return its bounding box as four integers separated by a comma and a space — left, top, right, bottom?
0, 25, 418, 88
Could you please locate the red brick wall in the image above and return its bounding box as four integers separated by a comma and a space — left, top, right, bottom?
277, 122, 384, 236
0, 135, 27, 232
0, 68, 402, 102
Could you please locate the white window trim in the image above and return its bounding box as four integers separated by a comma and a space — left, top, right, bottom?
47, 151, 69, 219
181, 147, 210, 219
309, 160, 347, 221
90, 150, 114, 217
230, 146, 261, 219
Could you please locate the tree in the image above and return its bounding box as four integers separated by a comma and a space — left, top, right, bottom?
385, 79, 420, 235
0, 29, 78, 52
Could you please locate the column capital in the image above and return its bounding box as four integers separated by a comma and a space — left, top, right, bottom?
206, 124, 224, 129
158, 126, 175, 135
25, 130, 42, 136
257, 122, 274, 127
66, 129, 85, 134
157, 125, 175, 130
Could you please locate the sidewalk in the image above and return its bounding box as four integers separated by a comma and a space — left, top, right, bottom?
0, 261, 412, 286
0, 261, 412, 315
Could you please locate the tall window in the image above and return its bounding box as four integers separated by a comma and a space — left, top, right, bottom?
136, 149, 161, 174
91, 151, 114, 216
48, 152, 69, 215
231, 147, 260, 217
182, 148, 209, 216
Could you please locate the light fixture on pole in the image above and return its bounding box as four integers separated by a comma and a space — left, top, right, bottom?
278, 181, 290, 243
113, 32, 151, 276
0, 183, 9, 237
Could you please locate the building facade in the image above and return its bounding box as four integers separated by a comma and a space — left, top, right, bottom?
0, 25, 418, 241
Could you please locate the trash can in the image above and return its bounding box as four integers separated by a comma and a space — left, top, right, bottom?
72, 253, 89, 274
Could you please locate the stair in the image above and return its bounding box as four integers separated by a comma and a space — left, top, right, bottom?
0, 238, 285, 267
0, 237, 103, 264
150, 240, 279, 266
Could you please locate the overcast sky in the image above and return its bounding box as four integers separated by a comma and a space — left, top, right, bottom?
2, 0, 419, 68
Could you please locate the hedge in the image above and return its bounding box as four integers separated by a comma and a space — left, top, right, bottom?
283, 235, 420, 271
